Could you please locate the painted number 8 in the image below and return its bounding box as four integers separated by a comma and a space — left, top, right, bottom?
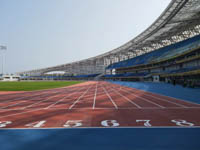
171, 119, 194, 127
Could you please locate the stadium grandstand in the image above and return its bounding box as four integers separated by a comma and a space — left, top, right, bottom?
103, 34, 200, 87
18, 0, 200, 87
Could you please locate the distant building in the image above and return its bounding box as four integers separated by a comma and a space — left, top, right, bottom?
1, 75, 21, 81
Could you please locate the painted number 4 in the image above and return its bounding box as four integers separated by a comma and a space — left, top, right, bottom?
25, 121, 46, 128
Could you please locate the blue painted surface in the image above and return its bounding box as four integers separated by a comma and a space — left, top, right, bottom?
111, 81, 200, 104
0, 128, 200, 150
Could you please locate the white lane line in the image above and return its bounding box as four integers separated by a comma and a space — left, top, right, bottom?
93, 82, 98, 109
119, 84, 200, 106
10, 87, 81, 110
1, 126, 200, 130
22, 87, 84, 109
0, 109, 42, 119
70, 107, 200, 110
22, 93, 67, 109
138, 91, 188, 108
0, 90, 59, 104
0, 101, 26, 109
1, 106, 200, 111
0, 85, 80, 104
120, 88, 165, 109
112, 88, 142, 108
83, 90, 109, 99
123, 86, 195, 108
0, 109, 12, 113
45, 86, 87, 110
69, 85, 93, 110
102, 85, 118, 109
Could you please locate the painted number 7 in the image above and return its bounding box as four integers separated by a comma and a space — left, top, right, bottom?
136, 120, 152, 127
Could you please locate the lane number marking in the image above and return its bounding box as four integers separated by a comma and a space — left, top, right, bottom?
25, 120, 46, 128
171, 119, 194, 127
0, 121, 12, 128
101, 120, 120, 127
63, 120, 83, 127
136, 120, 152, 127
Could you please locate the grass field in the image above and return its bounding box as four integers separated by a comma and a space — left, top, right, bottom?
0, 81, 83, 91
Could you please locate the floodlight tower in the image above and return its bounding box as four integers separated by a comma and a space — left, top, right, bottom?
0, 45, 7, 75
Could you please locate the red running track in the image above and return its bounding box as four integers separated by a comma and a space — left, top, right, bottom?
0, 81, 200, 128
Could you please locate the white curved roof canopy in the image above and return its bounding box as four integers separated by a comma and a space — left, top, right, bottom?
19, 0, 200, 75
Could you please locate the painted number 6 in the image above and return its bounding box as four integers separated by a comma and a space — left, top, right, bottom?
101, 120, 120, 127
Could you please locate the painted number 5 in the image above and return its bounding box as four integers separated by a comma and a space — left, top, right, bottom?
63, 120, 82, 127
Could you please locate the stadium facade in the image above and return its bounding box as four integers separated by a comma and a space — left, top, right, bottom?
18, 0, 200, 84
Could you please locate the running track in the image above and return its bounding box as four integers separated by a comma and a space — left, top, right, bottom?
0, 81, 200, 129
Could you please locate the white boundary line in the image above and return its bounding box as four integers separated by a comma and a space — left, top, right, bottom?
8, 88, 76, 110
0, 101, 26, 109
0, 90, 59, 104
123, 87, 188, 108
112, 88, 142, 108
45, 86, 87, 110
0, 81, 85, 97
0, 109, 42, 119
120, 88, 165, 109
0, 126, 200, 130
0, 106, 200, 111
1, 86, 86, 110
22, 93, 67, 110
93, 82, 98, 109
83, 89, 115, 99
137, 91, 189, 108
102, 84, 118, 109
112, 81, 200, 106
0, 84, 84, 104
69, 85, 93, 109
23, 85, 89, 110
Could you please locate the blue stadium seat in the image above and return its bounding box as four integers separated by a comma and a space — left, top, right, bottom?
106, 35, 200, 70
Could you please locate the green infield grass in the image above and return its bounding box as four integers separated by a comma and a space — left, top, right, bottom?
0, 81, 83, 91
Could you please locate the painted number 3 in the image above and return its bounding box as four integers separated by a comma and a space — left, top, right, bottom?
171, 119, 194, 127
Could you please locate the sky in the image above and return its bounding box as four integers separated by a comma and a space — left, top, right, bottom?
0, 0, 171, 73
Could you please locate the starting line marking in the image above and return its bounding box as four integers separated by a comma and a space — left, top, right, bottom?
0, 119, 199, 129
1, 126, 200, 130
0, 107, 200, 111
